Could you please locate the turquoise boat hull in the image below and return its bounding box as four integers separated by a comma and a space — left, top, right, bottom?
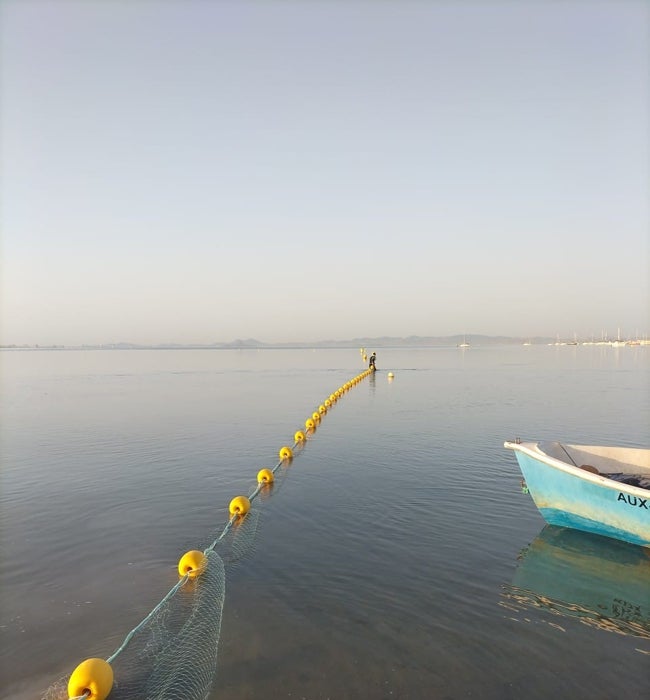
505, 441, 650, 547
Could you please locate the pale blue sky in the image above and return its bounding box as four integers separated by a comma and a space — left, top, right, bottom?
1, 0, 648, 345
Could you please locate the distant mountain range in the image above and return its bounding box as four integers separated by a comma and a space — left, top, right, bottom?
2, 335, 563, 350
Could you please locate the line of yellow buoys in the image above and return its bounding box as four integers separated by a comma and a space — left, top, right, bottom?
66, 366, 375, 700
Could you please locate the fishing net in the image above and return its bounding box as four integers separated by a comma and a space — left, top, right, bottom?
112, 548, 226, 700
40, 368, 370, 700
42, 508, 261, 700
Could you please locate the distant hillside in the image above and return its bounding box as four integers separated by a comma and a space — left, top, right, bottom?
1, 335, 556, 350
319, 335, 537, 347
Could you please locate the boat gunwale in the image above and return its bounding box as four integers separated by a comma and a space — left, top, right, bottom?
504, 440, 650, 497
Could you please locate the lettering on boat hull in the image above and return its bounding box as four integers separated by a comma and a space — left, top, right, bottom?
617, 492, 648, 509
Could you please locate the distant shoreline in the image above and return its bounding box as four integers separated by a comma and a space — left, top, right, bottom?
2, 335, 647, 351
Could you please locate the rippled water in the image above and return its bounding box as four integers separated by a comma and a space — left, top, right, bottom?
1, 346, 649, 699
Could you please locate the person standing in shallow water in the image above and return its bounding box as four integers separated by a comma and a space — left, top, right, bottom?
369, 352, 376, 370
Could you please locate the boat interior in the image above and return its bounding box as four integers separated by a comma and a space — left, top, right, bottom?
540, 442, 650, 490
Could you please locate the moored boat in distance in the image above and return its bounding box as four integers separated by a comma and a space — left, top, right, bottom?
504, 440, 650, 547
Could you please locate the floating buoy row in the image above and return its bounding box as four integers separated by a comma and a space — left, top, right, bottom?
66, 365, 374, 700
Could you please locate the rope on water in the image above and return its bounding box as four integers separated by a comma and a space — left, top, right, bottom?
105, 576, 190, 664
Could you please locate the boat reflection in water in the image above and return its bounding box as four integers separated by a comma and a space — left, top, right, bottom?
501, 525, 650, 640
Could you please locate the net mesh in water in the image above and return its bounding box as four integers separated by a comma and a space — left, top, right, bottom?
40, 367, 372, 700
43, 508, 262, 700
112, 548, 226, 700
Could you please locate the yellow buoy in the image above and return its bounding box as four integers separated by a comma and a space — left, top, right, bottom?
229, 495, 251, 516
68, 658, 114, 700
388, 372, 394, 378
324, 399, 331, 408
318, 404, 327, 414
279, 446, 293, 460
294, 430, 306, 443
257, 468, 274, 484
329, 393, 337, 403
305, 418, 316, 431
312, 412, 321, 422
178, 550, 207, 578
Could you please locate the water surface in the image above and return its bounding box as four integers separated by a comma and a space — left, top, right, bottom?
1, 346, 648, 699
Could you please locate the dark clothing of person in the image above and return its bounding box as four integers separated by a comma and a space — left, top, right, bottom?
369, 353, 376, 369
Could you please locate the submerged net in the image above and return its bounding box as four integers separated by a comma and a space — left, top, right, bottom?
42, 508, 261, 700
41, 368, 372, 700
112, 548, 226, 700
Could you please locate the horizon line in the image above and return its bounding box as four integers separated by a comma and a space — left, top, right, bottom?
3, 332, 648, 350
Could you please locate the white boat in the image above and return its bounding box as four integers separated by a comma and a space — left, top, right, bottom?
504, 440, 650, 547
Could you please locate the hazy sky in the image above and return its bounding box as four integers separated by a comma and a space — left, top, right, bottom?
1, 0, 648, 345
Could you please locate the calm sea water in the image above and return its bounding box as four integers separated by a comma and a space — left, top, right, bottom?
1, 346, 649, 700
